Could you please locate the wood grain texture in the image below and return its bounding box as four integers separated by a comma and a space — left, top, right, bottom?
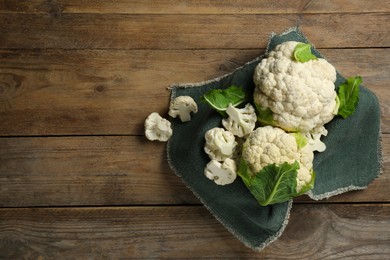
0, 134, 388, 207
0, 49, 389, 136
0, 13, 389, 50
0, 204, 389, 259
0, 136, 197, 207
1, 0, 389, 14
0, 1, 389, 258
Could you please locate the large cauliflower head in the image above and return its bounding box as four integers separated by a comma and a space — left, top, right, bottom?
253, 41, 338, 133
242, 126, 314, 192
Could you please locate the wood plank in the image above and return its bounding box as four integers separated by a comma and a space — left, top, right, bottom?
0, 49, 259, 136
0, 136, 197, 207
1, 0, 389, 14
0, 13, 389, 50
0, 204, 389, 258
0, 48, 389, 136
0, 134, 388, 207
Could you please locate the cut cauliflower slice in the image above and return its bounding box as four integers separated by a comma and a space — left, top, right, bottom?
222, 103, 257, 138
253, 41, 338, 133
304, 126, 329, 152
241, 125, 314, 193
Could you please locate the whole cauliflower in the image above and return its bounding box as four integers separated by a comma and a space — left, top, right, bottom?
241, 126, 314, 193
253, 41, 338, 133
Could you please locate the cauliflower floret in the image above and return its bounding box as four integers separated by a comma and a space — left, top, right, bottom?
253, 41, 338, 133
222, 103, 257, 138
204, 127, 238, 161
144, 112, 173, 142
204, 158, 237, 185
304, 126, 329, 152
241, 126, 314, 192
168, 96, 198, 122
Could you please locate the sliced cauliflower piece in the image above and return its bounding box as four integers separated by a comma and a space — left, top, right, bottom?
304, 126, 328, 152
241, 125, 314, 193
204, 127, 237, 161
168, 95, 198, 122
204, 158, 237, 185
222, 103, 257, 138
253, 41, 338, 133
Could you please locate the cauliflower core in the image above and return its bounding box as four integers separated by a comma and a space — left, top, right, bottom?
242, 126, 314, 192
253, 41, 338, 133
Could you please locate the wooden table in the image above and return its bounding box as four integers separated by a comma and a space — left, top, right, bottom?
0, 1, 389, 258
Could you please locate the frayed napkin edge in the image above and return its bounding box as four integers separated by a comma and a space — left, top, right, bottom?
266, 26, 303, 55
307, 185, 366, 200
167, 56, 263, 95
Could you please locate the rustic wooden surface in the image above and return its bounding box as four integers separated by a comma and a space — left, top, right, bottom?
0, 1, 389, 258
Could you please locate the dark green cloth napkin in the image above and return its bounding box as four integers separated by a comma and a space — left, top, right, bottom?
167, 27, 382, 251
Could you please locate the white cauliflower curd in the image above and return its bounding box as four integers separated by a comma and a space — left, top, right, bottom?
241, 126, 314, 193
253, 41, 338, 133
204, 127, 238, 162
204, 158, 237, 185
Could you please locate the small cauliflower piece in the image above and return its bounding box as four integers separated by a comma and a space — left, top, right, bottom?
204, 158, 237, 185
242, 126, 314, 193
253, 41, 338, 133
144, 112, 173, 142
204, 127, 237, 161
222, 103, 257, 137
304, 126, 328, 152
168, 96, 198, 122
